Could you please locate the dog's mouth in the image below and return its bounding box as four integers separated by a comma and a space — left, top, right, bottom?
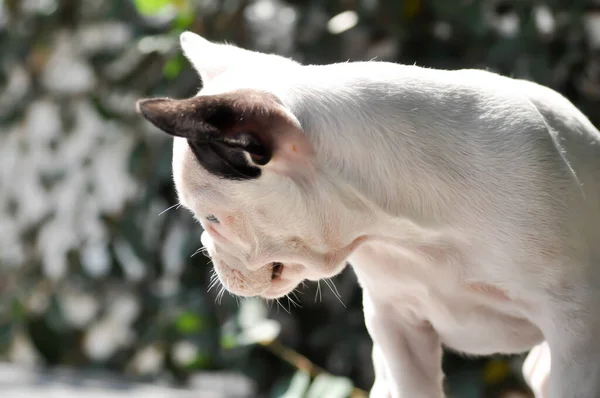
271, 262, 284, 280
260, 262, 304, 299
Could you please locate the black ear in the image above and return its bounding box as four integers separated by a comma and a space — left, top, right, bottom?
136, 95, 273, 162
136, 97, 220, 140
136, 92, 284, 180
137, 90, 314, 181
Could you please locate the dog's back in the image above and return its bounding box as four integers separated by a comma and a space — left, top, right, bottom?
515, 77, 600, 250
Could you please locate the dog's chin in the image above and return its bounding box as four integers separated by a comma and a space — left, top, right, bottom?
304, 262, 348, 282
259, 281, 302, 300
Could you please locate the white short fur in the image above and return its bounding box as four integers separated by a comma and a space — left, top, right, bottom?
171, 31, 600, 398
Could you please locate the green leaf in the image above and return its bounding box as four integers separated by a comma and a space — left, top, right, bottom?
428, 0, 487, 37
163, 55, 184, 80
175, 311, 205, 334
220, 333, 237, 349
133, 0, 174, 16
173, 9, 195, 31
10, 298, 26, 323
305, 374, 353, 398
182, 353, 212, 369
0, 322, 14, 349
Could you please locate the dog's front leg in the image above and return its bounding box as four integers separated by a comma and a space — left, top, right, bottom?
523, 341, 550, 398
363, 292, 445, 398
540, 297, 600, 398
370, 344, 391, 398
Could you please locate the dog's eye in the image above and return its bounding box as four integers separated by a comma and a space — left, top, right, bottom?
206, 214, 219, 223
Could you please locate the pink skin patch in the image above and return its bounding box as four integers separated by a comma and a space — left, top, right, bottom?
465, 283, 511, 301
204, 223, 230, 245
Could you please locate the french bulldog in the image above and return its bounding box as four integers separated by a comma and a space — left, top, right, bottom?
137, 31, 600, 398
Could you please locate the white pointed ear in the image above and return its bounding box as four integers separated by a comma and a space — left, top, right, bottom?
179, 31, 242, 84
180, 31, 300, 86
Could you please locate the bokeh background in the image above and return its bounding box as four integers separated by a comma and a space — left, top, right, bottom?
1, 0, 600, 397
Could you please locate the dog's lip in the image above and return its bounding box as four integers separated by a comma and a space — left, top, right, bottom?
260, 278, 299, 299
261, 286, 294, 299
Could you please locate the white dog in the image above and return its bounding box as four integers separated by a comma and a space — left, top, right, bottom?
137, 31, 600, 398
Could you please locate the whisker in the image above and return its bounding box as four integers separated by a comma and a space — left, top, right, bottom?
191, 246, 209, 258
283, 299, 291, 314
221, 277, 230, 305
290, 291, 303, 307
328, 277, 343, 298
286, 293, 301, 310
276, 298, 289, 314
315, 280, 322, 303
324, 278, 346, 308
207, 277, 220, 292
215, 286, 225, 304
158, 203, 182, 216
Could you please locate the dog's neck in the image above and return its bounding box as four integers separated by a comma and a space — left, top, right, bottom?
282, 64, 465, 228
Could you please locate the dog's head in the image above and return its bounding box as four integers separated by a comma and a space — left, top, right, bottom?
137, 32, 370, 299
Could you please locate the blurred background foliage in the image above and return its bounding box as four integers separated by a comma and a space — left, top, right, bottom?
1, 0, 599, 397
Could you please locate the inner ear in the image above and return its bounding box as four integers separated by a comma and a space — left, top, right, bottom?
221, 131, 271, 165
188, 140, 264, 180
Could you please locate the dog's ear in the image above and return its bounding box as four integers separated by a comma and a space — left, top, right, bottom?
179, 31, 264, 85
178, 31, 298, 87
179, 31, 229, 83
136, 89, 314, 180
